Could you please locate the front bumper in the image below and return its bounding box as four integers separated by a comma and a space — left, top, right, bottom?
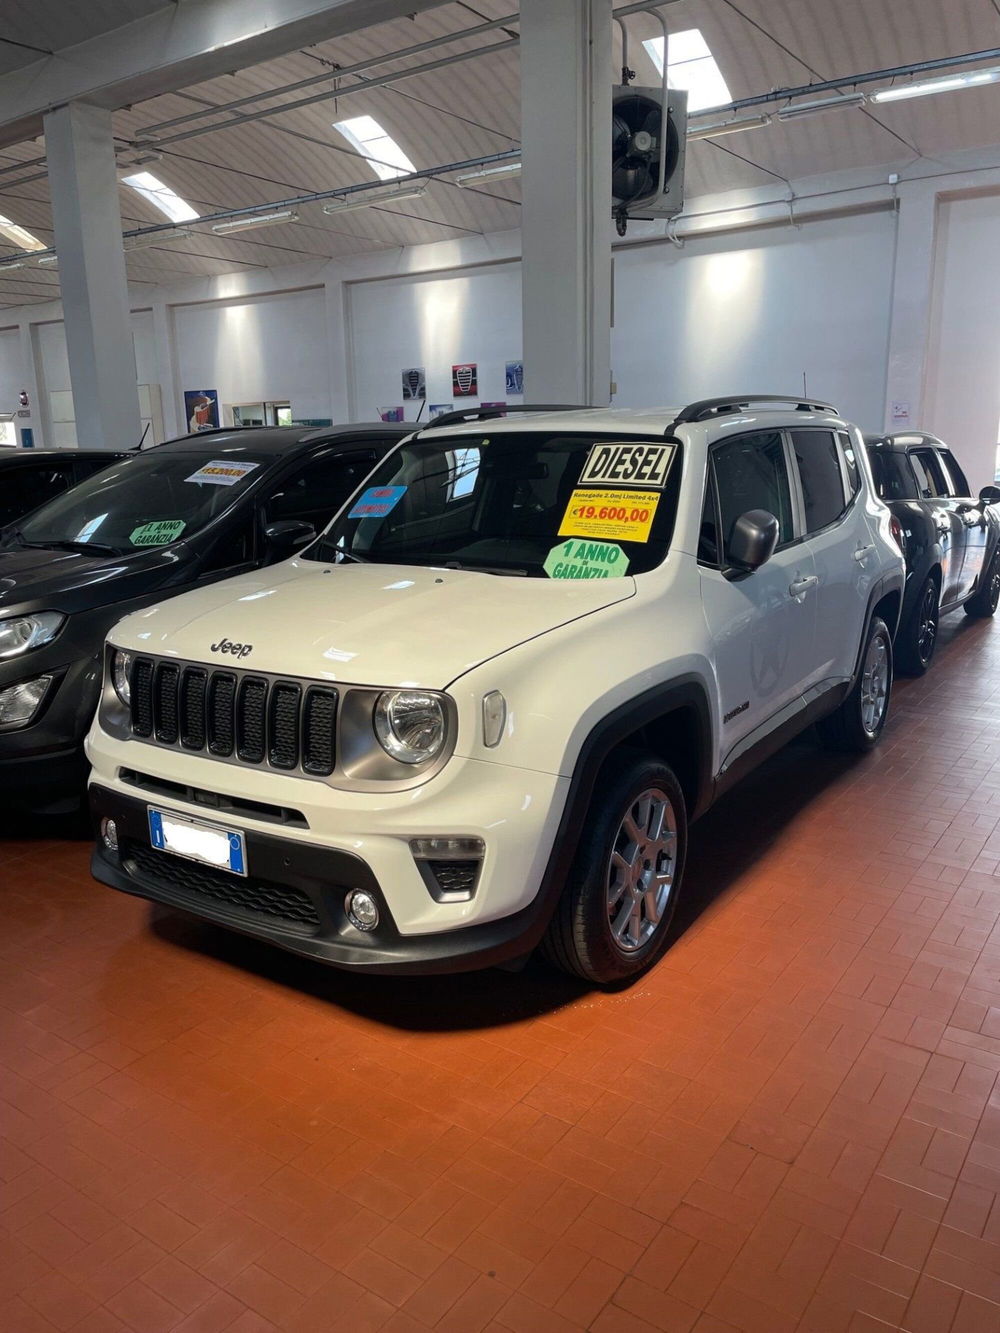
89, 782, 559, 974
0, 653, 102, 808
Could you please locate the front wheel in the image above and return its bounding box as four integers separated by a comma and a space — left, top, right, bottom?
542, 754, 687, 985
817, 615, 893, 753
964, 549, 1000, 618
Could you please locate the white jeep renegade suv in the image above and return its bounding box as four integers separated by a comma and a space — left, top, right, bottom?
88, 398, 904, 985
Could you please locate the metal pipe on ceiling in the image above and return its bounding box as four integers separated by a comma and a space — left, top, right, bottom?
139, 11, 523, 136
137, 36, 522, 149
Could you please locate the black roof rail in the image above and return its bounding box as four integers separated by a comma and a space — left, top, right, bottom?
418, 403, 590, 431
671, 395, 839, 427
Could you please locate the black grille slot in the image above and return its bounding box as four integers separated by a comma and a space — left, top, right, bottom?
302, 688, 338, 776
122, 839, 320, 930
154, 663, 180, 744
269, 683, 301, 770
180, 668, 207, 749
237, 677, 268, 763
131, 658, 154, 737
208, 673, 236, 756
426, 860, 479, 900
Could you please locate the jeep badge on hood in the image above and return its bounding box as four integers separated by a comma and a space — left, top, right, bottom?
210, 637, 253, 659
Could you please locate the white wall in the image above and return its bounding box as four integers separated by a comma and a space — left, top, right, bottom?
172, 287, 330, 423
0, 325, 24, 415
612, 211, 896, 430
348, 264, 522, 421
923, 190, 1000, 489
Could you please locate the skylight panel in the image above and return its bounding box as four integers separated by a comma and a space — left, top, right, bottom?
121, 171, 200, 224
0, 213, 45, 251
333, 115, 416, 181
643, 29, 732, 113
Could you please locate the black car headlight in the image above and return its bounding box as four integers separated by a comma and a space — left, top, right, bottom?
0, 612, 65, 659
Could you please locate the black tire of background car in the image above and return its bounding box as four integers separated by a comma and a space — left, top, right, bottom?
964, 548, 1000, 619
542, 752, 688, 986
896, 575, 939, 676
817, 615, 893, 753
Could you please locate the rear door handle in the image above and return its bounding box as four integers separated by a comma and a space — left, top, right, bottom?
789, 575, 818, 597
853, 544, 876, 562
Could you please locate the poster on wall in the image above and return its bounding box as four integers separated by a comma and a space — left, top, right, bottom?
481, 402, 507, 416
505, 361, 524, 396
184, 390, 220, 432
429, 403, 452, 419
452, 363, 478, 397
378, 406, 405, 422
401, 367, 426, 400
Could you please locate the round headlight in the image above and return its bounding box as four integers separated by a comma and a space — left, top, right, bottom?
111, 649, 132, 706
373, 690, 446, 765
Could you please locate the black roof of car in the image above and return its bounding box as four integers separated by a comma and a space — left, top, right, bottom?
150, 423, 412, 456
863, 432, 945, 452
0, 448, 127, 465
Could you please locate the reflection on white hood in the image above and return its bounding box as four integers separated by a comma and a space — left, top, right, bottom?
113, 558, 635, 688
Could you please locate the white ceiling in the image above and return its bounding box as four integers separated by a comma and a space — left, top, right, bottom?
0, 0, 999, 308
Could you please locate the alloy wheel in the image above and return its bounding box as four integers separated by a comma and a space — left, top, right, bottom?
860, 631, 889, 736
606, 787, 677, 952
916, 583, 938, 665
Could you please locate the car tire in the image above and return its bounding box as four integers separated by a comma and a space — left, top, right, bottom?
817, 614, 893, 753
896, 575, 939, 675
964, 549, 1000, 618
541, 753, 687, 985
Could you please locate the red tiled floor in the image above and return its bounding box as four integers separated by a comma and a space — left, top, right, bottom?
5, 612, 1000, 1330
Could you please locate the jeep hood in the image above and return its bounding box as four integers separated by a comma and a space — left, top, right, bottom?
112, 559, 635, 688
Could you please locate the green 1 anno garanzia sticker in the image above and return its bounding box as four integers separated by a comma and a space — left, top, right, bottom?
130, 519, 186, 547
543, 539, 630, 580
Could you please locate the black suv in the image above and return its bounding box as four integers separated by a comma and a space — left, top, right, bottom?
0, 423, 408, 811
864, 432, 1000, 673
0, 448, 129, 528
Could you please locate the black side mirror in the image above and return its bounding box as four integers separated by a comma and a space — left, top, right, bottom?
979, 486, 1000, 506
264, 519, 315, 560
728, 509, 780, 572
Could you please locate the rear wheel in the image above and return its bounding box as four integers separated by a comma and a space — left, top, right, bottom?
964, 548, 1000, 618
817, 615, 892, 753
896, 575, 939, 675
542, 754, 687, 985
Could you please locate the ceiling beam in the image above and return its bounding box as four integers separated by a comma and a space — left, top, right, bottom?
0, 0, 447, 149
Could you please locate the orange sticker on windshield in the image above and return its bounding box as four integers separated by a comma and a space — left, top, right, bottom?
559, 488, 660, 543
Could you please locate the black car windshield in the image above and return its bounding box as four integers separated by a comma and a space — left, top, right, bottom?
306, 430, 682, 577
10, 450, 270, 554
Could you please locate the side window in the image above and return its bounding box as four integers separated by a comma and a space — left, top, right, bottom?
909, 449, 949, 499
265, 450, 377, 526
712, 431, 794, 562
939, 450, 971, 498
838, 431, 862, 498
790, 430, 848, 533
1, 467, 72, 523
697, 467, 720, 566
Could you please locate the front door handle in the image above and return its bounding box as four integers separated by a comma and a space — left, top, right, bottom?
789, 575, 818, 598
853, 544, 876, 562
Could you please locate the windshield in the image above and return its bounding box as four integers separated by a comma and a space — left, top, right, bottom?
306, 430, 681, 577
9, 451, 271, 555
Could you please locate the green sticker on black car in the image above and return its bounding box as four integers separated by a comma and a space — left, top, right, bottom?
130, 519, 186, 547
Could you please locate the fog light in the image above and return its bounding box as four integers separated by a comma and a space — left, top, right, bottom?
101, 818, 119, 852
0, 674, 52, 728
345, 889, 379, 932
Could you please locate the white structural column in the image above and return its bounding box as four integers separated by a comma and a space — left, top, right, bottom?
520, 0, 612, 405
44, 103, 141, 451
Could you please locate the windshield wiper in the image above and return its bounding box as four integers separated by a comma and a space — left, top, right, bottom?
22, 538, 124, 557
442, 560, 528, 577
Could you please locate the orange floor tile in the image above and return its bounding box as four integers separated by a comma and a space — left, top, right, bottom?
4, 612, 1000, 1332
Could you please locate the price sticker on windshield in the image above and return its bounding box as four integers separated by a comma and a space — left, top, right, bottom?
185, 460, 259, 486
559, 488, 660, 543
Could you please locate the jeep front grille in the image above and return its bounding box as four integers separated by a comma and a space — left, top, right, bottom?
129, 656, 338, 778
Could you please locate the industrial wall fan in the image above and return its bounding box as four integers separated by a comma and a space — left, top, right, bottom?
612, 86, 687, 235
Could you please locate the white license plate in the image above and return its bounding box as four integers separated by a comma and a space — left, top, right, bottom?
147, 808, 246, 876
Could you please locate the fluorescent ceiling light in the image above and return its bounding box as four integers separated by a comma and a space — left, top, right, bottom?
212, 210, 298, 235
872, 64, 1000, 103
643, 30, 732, 113
37, 255, 58, 266
122, 171, 200, 223
455, 162, 521, 186
0, 260, 25, 271
777, 91, 866, 120
332, 114, 417, 181
322, 185, 426, 215
688, 113, 771, 140
0, 213, 45, 251
123, 228, 194, 250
